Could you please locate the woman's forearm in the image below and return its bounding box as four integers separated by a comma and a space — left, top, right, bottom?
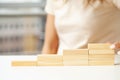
42, 44, 58, 54
42, 14, 59, 54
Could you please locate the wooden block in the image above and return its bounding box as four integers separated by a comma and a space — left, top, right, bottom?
89, 61, 114, 64
37, 62, 63, 66
64, 60, 88, 64
89, 54, 115, 60
64, 63, 88, 66
89, 58, 114, 61
89, 50, 115, 55
63, 59, 88, 66
89, 54, 115, 59
89, 63, 114, 66
88, 43, 111, 50
63, 49, 88, 55
37, 55, 63, 63
64, 62, 88, 66
63, 49, 88, 66
89, 61, 114, 66
12, 61, 37, 66
63, 55, 88, 60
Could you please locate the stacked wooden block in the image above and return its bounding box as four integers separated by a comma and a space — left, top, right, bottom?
11, 43, 115, 66
12, 55, 63, 66
37, 55, 63, 66
88, 44, 115, 66
63, 49, 88, 66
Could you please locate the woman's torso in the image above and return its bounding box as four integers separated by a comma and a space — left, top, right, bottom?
52, 0, 120, 54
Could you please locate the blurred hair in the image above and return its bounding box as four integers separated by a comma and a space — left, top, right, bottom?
85, 0, 104, 6
86, 0, 104, 3
54, 0, 104, 5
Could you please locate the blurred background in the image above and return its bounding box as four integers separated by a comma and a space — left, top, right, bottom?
0, 0, 46, 55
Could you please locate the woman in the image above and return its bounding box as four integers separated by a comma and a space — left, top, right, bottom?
42, 0, 120, 54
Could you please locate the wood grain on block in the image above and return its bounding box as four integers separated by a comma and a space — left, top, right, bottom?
63, 60, 88, 64
63, 49, 88, 55
63, 59, 88, 63
63, 59, 88, 66
37, 62, 63, 66
12, 61, 37, 66
89, 54, 115, 60
37, 55, 63, 63
63, 55, 88, 60
64, 64, 88, 66
89, 63, 114, 66
89, 54, 115, 59
64, 62, 88, 66
89, 50, 115, 55
88, 43, 111, 50
89, 58, 114, 61
89, 61, 114, 63
89, 61, 114, 66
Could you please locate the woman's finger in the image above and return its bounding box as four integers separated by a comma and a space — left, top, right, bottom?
110, 44, 116, 49
110, 42, 120, 49
118, 51, 120, 55
110, 41, 120, 55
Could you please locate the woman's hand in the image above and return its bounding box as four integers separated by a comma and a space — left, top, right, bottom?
110, 41, 120, 55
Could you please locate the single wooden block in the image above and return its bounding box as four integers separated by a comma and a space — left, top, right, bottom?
12, 61, 37, 66
89, 63, 114, 66
63, 55, 88, 60
63, 49, 88, 55
64, 60, 88, 64
64, 63, 88, 66
89, 61, 114, 66
37, 62, 63, 66
64, 62, 88, 66
37, 55, 63, 63
88, 43, 111, 50
89, 50, 115, 55
89, 60, 114, 63
89, 58, 114, 61
89, 54, 115, 61
63, 59, 88, 66
89, 54, 115, 59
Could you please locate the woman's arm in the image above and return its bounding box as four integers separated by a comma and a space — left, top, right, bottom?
42, 14, 59, 54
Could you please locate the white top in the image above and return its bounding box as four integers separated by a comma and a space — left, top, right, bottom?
45, 0, 120, 55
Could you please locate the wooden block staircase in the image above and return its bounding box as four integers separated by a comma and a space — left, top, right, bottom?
11, 43, 115, 66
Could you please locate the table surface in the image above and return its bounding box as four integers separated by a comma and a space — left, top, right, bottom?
0, 55, 120, 80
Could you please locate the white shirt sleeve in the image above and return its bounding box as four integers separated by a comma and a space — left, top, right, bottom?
45, 0, 55, 15
113, 0, 120, 9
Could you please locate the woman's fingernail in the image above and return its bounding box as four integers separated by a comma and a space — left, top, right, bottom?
110, 45, 116, 49
117, 51, 120, 55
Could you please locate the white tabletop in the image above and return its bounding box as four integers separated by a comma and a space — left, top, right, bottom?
0, 55, 120, 80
